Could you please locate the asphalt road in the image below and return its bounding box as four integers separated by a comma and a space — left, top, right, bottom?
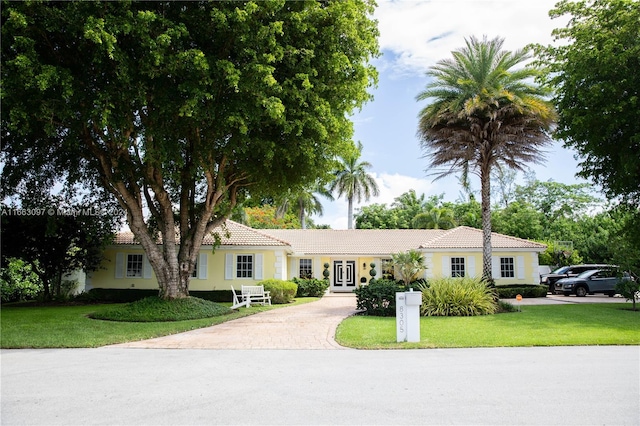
2, 346, 639, 425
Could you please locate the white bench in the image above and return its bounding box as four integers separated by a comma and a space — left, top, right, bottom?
230, 285, 271, 309
242, 285, 271, 306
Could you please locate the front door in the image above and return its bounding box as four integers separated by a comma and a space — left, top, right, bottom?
333, 260, 356, 291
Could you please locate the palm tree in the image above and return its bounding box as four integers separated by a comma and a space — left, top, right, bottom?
416, 36, 556, 281
391, 249, 426, 286
413, 206, 456, 229
276, 183, 334, 229
330, 141, 380, 229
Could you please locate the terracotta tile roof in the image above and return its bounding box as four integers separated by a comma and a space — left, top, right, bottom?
112, 220, 289, 247
263, 226, 545, 254
113, 221, 545, 253
262, 228, 445, 255
419, 226, 547, 250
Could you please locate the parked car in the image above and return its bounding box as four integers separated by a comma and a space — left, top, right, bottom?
540, 264, 614, 293
555, 269, 632, 297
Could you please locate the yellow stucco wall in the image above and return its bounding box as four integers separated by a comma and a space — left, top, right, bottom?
88, 247, 542, 292
425, 250, 541, 285
88, 246, 282, 292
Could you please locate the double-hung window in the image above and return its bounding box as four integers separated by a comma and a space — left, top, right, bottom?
299, 259, 313, 279
500, 257, 515, 278
236, 254, 254, 278
126, 254, 143, 278
451, 257, 465, 277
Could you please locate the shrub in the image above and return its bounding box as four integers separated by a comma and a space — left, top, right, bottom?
0, 258, 43, 302
495, 285, 548, 299
258, 279, 297, 304
418, 277, 498, 316
615, 279, 640, 311
90, 296, 232, 321
354, 279, 404, 316
497, 300, 518, 313
292, 277, 329, 297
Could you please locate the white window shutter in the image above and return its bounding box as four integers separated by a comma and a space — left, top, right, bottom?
225, 253, 233, 280
441, 256, 450, 278
517, 256, 525, 280
143, 255, 152, 279
115, 253, 124, 279
491, 256, 500, 279
255, 254, 263, 280
314, 258, 321, 280
467, 256, 476, 277
198, 253, 208, 280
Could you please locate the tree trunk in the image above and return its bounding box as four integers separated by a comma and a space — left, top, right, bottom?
347, 197, 354, 229
299, 206, 306, 229
156, 263, 191, 300
480, 166, 493, 282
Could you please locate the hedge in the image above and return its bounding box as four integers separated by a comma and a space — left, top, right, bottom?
495, 285, 548, 299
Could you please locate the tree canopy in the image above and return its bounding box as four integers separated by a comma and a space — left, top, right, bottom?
1, 1, 379, 299
1, 196, 120, 300
536, 0, 640, 204
416, 36, 556, 281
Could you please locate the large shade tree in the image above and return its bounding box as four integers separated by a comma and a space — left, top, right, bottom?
330, 141, 380, 229
416, 36, 556, 281
1, 1, 379, 299
536, 0, 640, 205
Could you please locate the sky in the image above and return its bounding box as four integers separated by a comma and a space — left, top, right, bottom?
311, 0, 591, 229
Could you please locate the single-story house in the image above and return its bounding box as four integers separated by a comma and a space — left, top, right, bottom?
85, 220, 546, 293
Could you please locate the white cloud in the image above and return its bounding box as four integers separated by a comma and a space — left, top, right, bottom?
375, 0, 567, 76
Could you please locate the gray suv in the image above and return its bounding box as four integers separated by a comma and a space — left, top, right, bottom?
555, 268, 631, 297
540, 264, 613, 293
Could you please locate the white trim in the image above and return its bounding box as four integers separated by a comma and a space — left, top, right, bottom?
198, 253, 208, 279
467, 256, 476, 278
491, 256, 500, 279
115, 253, 124, 279
143, 255, 152, 279
423, 253, 434, 279
225, 253, 233, 280
517, 256, 525, 280
255, 253, 263, 280
314, 258, 322, 280
441, 256, 450, 278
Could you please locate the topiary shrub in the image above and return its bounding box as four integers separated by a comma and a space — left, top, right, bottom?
418, 277, 497, 316
354, 279, 404, 316
495, 285, 547, 299
292, 277, 329, 297
258, 279, 298, 304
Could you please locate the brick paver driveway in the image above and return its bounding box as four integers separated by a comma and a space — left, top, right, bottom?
110, 293, 358, 350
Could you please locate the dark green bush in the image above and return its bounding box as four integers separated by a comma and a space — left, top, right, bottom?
259, 279, 297, 304
495, 285, 548, 299
78, 288, 235, 303
497, 300, 518, 313
292, 277, 329, 297
1, 258, 42, 302
354, 279, 404, 316
90, 296, 232, 321
418, 277, 497, 316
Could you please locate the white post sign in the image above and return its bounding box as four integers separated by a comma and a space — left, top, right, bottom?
396, 292, 407, 342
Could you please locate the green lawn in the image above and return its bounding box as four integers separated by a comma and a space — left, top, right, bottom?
335, 303, 640, 349
0, 298, 318, 348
